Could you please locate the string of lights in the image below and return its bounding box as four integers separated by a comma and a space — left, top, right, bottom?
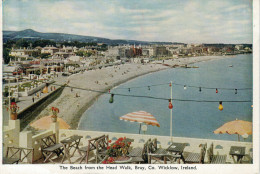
15, 76, 252, 91
12, 77, 252, 111
115, 81, 252, 91
52, 83, 252, 104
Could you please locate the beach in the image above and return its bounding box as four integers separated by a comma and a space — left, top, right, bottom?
30, 56, 234, 130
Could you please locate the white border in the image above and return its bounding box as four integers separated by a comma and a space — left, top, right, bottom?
0, 0, 259, 174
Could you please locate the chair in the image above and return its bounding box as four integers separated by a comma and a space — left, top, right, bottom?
128, 138, 151, 164
207, 143, 226, 164
207, 143, 227, 164
147, 138, 170, 164
4, 146, 34, 164
241, 154, 253, 164
79, 135, 108, 164
41, 134, 64, 163
184, 143, 207, 164
95, 135, 109, 163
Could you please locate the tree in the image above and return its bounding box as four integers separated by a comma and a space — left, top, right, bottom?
75, 51, 84, 57
3, 47, 13, 64
15, 39, 29, 48
32, 40, 56, 48
39, 53, 51, 59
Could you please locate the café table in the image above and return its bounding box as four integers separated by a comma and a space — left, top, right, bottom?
229, 146, 246, 164
60, 135, 83, 164
166, 142, 186, 163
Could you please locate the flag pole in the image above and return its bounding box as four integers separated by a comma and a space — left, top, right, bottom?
170, 81, 173, 142
139, 123, 142, 134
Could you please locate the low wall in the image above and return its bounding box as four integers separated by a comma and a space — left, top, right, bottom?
59, 130, 253, 163
18, 83, 46, 97
18, 85, 65, 130
3, 120, 20, 157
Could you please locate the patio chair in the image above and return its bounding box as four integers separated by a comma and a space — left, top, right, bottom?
95, 135, 109, 163
41, 134, 64, 163
147, 138, 171, 164
241, 154, 253, 164
184, 143, 207, 164
241, 149, 253, 164
79, 135, 108, 164
128, 138, 151, 164
4, 146, 34, 164
207, 143, 227, 164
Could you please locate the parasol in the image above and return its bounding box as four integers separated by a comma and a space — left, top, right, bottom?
214, 119, 252, 141
119, 111, 160, 134
30, 115, 70, 130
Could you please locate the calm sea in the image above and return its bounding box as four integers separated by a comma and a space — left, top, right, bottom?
78, 54, 253, 142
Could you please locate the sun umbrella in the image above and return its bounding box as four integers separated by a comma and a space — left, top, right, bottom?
119, 111, 160, 134
214, 119, 252, 141
30, 115, 71, 130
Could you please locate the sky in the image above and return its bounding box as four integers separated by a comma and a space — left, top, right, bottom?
2, 0, 253, 43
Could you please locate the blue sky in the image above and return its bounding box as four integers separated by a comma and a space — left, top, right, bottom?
2, 0, 253, 43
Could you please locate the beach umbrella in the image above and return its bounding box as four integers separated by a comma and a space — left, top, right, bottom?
119, 111, 160, 134
30, 115, 71, 130
214, 119, 252, 141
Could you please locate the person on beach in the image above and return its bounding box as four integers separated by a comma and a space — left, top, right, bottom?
32, 97, 34, 103
37, 93, 39, 99
71, 88, 73, 92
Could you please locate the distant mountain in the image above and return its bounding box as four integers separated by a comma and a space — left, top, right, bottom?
3, 29, 181, 45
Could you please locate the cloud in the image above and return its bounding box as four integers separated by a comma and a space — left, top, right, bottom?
2, 0, 253, 43
225, 4, 249, 12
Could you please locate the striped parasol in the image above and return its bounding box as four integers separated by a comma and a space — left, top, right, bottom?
119, 111, 160, 134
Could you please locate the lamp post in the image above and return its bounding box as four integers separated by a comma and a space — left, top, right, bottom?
8, 76, 11, 118
170, 81, 173, 142
16, 76, 19, 101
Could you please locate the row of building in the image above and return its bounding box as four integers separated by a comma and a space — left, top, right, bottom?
105, 44, 252, 58
9, 43, 252, 62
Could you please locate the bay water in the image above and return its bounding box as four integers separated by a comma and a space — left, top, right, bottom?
78, 54, 253, 142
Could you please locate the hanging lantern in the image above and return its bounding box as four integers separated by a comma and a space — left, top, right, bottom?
128, 88, 130, 92
184, 85, 187, 90
235, 89, 237, 94
216, 88, 218, 93
199, 87, 202, 92
168, 99, 173, 109
218, 101, 223, 111
109, 94, 114, 103
148, 86, 150, 90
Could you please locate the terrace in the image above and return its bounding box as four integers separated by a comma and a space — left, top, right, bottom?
3, 119, 253, 164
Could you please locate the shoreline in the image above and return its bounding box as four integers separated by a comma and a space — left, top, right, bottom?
29, 55, 239, 131
75, 67, 168, 129
76, 55, 237, 129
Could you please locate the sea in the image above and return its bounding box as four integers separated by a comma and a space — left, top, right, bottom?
78, 54, 253, 142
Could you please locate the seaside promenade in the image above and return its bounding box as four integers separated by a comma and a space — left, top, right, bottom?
2, 73, 67, 127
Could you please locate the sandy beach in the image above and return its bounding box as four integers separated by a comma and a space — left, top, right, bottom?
30, 55, 233, 130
